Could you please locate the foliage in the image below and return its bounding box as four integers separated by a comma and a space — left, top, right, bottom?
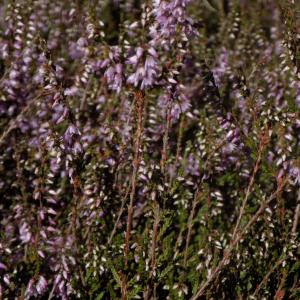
0, 0, 299, 299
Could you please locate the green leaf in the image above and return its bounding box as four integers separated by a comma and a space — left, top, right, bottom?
203, 0, 218, 12
108, 262, 122, 288
95, 292, 105, 300
128, 285, 142, 299
158, 264, 173, 280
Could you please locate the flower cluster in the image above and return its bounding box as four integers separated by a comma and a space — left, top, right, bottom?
0, 1, 299, 299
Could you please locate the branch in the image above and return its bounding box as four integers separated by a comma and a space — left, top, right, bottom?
191, 178, 287, 300
124, 90, 145, 266
292, 189, 300, 235
232, 138, 265, 240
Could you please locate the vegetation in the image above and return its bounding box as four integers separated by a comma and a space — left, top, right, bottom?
0, 0, 299, 299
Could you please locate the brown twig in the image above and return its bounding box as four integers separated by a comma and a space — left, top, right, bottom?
184, 189, 201, 267
232, 133, 268, 241
108, 185, 131, 245
150, 204, 160, 273
161, 99, 172, 178
108, 100, 135, 245
175, 115, 185, 167
121, 273, 127, 300
124, 90, 145, 266
145, 201, 160, 300
252, 257, 285, 298
292, 189, 300, 235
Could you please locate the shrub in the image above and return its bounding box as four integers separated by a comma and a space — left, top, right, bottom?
0, 0, 299, 299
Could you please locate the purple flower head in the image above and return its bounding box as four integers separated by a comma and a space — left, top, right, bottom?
103, 46, 123, 93
62, 124, 83, 156
25, 276, 48, 299
158, 84, 191, 120
25, 278, 36, 298
64, 86, 79, 97
212, 48, 229, 86
295, 81, 300, 108
126, 47, 160, 89
36, 276, 47, 295
104, 63, 123, 93
0, 262, 7, 270
64, 124, 81, 144
19, 222, 32, 244
152, 0, 195, 44
186, 153, 200, 176
289, 165, 300, 185
69, 38, 88, 60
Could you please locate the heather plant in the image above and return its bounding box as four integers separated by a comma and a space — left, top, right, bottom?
0, 0, 299, 299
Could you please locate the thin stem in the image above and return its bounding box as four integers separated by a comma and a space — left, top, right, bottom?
182, 136, 231, 265
121, 273, 127, 300
124, 90, 144, 266
108, 185, 131, 245
292, 189, 300, 235
145, 201, 160, 300
151, 205, 160, 273
184, 189, 201, 267
252, 257, 285, 298
168, 113, 185, 188
232, 135, 266, 241
191, 178, 287, 300
161, 99, 172, 177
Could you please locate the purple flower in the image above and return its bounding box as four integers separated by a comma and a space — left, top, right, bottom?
186, 153, 200, 176
19, 222, 32, 244
152, 0, 195, 43
126, 47, 160, 89
295, 81, 300, 108
290, 165, 300, 185
25, 279, 36, 298
212, 48, 229, 86
69, 38, 87, 60
36, 276, 47, 295
64, 86, 79, 96
102, 46, 123, 93
25, 276, 47, 298
158, 84, 191, 120
104, 63, 123, 93
63, 124, 81, 148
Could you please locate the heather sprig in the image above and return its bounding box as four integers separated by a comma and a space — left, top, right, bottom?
0, 1, 300, 299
